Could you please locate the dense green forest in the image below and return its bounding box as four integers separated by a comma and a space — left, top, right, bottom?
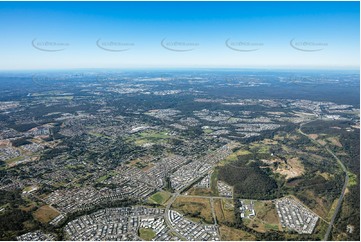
11, 138, 31, 147
0, 190, 38, 240
303, 120, 360, 240
218, 153, 280, 200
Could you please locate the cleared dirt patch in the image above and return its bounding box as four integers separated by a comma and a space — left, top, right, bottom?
317, 139, 327, 146
308, 134, 319, 139
278, 157, 304, 179
326, 137, 342, 147
262, 139, 278, 145
262, 157, 304, 180
305, 146, 319, 151
317, 171, 334, 180
287, 134, 300, 141
33, 205, 60, 223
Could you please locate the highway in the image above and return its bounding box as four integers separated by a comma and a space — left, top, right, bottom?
298, 123, 348, 241
322, 146, 349, 241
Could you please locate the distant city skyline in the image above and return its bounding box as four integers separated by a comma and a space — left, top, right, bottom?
0, 1, 359, 70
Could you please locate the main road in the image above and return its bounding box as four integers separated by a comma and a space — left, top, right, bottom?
298, 122, 349, 241
163, 191, 186, 240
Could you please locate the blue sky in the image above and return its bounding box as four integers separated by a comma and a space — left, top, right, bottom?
0, 1, 359, 70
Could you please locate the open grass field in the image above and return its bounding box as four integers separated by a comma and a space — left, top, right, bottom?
203, 128, 213, 134
219, 225, 256, 241
148, 191, 171, 205
5, 156, 24, 166
33, 205, 60, 223
127, 130, 171, 146
138, 228, 156, 240
172, 197, 213, 224
96, 171, 117, 183
88, 132, 112, 139
218, 149, 251, 166
262, 138, 278, 145
347, 171, 358, 187
255, 201, 280, 224
256, 145, 270, 154
186, 187, 213, 196
19, 202, 36, 212
127, 156, 155, 171
136, 130, 170, 145
244, 200, 281, 233
249, 141, 273, 153
214, 199, 225, 223
326, 198, 339, 221
223, 198, 235, 210
214, 199, 235, 224
210, 170, 218, 195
